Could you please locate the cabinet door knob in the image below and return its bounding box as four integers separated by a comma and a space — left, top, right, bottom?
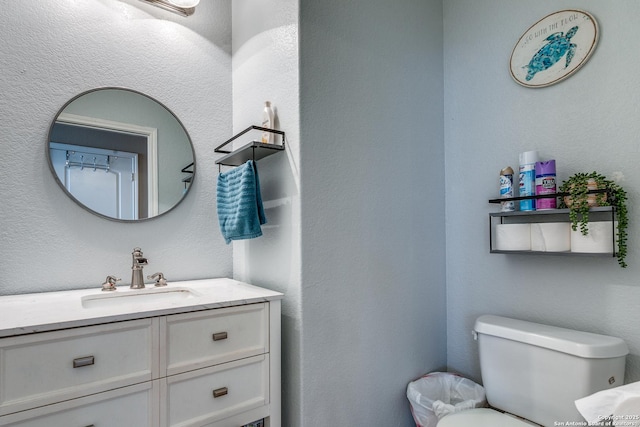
212, 332, 228, 341
213, 387, 228, 398
73, 356, 95, 368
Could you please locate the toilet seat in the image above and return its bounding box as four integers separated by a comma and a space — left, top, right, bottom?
437, 408, 536, 427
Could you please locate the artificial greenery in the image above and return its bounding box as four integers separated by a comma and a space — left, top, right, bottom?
558, 172, 628, 268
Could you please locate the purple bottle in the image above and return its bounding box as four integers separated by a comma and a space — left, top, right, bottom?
535, 160, 557, 210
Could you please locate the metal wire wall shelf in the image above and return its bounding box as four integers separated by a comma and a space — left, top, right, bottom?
488, 191, 618, 257
215, 125, 285, 168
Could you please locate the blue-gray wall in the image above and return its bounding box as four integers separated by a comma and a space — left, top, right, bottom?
300, 1, 446, 425
444, 0, 640, 384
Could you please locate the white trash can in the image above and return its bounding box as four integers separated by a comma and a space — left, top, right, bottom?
407, 372, 487, 427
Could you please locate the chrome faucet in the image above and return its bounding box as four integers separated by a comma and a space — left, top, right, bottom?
130, 247, 149, 289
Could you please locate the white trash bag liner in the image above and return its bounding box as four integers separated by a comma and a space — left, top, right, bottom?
407, 372, 487, 427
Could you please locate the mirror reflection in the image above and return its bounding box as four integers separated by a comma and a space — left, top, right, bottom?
47, 88, 195, 221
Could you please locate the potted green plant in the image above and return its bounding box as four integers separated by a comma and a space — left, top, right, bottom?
558, 172, 628, 268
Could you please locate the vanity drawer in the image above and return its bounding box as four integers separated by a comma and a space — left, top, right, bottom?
161, 354, 269, 427
0, 318, 159, 416
0, 381, 159, 427
162, 303, 268, 376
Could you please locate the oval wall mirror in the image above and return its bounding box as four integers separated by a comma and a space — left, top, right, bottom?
47, 88, 196, 221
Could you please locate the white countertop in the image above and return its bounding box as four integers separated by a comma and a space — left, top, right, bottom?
0, 278, 283, 338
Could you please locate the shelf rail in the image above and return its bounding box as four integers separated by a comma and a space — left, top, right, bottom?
488, 188, 611, 204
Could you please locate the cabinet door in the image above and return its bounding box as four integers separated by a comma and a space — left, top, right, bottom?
162, 303, 268, 376
0, 381, 159, 427
161, 354, 269, 427
0, 318, 159, 416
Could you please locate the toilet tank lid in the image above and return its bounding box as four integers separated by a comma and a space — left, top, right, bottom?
474, 315, 629, 358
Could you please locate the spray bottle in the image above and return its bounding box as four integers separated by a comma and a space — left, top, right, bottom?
535, 160, 557, 210
519, 151, 539, 211
499, 166, 515, 212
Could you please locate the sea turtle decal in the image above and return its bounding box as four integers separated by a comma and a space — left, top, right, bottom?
525, 26, 579, 81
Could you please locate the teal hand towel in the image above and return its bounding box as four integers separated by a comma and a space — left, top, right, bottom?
217, 160, 266, 244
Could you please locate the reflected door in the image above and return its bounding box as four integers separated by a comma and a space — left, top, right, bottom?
49, 143, 138, 220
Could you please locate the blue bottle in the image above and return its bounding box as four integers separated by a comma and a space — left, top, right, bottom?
519, 151, 539, 211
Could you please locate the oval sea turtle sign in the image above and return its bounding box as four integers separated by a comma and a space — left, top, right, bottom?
510, 10, 599, 88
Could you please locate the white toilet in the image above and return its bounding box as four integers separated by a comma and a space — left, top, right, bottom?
439, 315, 629, 427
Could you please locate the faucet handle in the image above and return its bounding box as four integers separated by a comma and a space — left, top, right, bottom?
101, 275, 121, 291
147, 272, 168, 287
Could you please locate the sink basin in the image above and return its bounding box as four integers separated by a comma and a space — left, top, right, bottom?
81, 286, 199, 309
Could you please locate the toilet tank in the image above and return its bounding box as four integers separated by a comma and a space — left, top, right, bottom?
474, 315, 628, 427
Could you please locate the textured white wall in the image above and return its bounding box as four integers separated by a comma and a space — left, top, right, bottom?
0, 0, 233, 294
444, 0, 640, 384
231, 0, 301, 425
299, 0, 446, 426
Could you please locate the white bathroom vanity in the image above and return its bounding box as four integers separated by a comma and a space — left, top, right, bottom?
0, 278, 283, 427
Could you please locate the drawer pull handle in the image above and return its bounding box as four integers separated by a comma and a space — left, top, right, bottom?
213, 387, 228, 398
73, 356, 95, 368
84, 425, 95, 427
212, 332, 228, 341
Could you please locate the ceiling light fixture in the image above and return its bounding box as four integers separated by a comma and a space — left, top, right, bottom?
139, 0, 200, 17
